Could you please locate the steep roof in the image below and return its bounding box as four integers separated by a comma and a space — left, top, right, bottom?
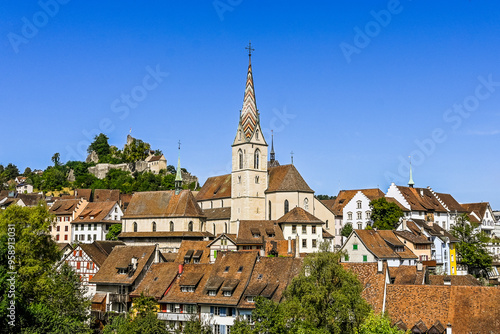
354, 230, 400, 259
174, 240, 211, 264
203, 207, 231, 221
49, 199, 83, 215
236, 220, 284, 245
389, 266, 426, 285
277, 207, 323, 225
91, 245, 156, 285
342, 262, 387, 313
461, 202, 489, 219
377, 230, 418, 259
434, 192, 466, 213
394, 230, 432, 245
396, 186, 447, 213
196, 174, 232, 201
410, 220, 459, 243
331, 189, 385, 215
75, 189, 92, 201
239, 257, 303, 309
79, 241, 124, 267
266, 164, 314, 193
123, 190, 204, 219
160, 264, 212, 304
93, 189, 120, 202
16, 193, 44, 206
73, 201, 118, 223
130, 262, 179, 299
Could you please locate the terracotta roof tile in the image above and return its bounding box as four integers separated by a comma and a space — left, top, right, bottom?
93, 189, 120, 202
73, 201, 118, 223
129, 263, 179, 299
330, 189, 386, 216
75, 189, 92, 201
277, 207, 323, 224
434, 192, 466, 213
266, 164, 313, 193
174, 240, 211, 264
342, 262, 387, 313
203, 207, 231, 221
196, 174, 232, 201
461, 202, 489, 220
49, 199, 83, 215
123, 190, 204, 218
79, 241, 123, 267
237, 220, 284, 245
396, 186, 447, 213
428, 274, 481, 286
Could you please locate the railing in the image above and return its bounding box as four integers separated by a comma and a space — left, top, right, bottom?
157, 312, 193, 322
109, 293, 128, 303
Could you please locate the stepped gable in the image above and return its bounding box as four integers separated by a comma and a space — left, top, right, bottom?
239, 256, 303, 309
396, 186, 447, 212
277, 206, 323, 224
123, 190, 204, 218
434, 192, 466, 212
196, 174, 232, 201
130, 262, 179, 299
91, 245, 155, 285
93, 189, 120, 202
266, 164, 313, 194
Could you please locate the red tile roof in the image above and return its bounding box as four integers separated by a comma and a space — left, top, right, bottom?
196, 174, 232, 201
73, 201, 118, 223
130, 262, 179, 299
277, 207, 323, 224
123, 190, 204, 218
94, 189, 120, 202
236, 220, 284, 245
266, 164, 313, 193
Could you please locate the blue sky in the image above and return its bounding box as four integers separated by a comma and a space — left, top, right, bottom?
1, 1, 499, 208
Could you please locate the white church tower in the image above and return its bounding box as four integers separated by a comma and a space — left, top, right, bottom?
231, 43, 268, 227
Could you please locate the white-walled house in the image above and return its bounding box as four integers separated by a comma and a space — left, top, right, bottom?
461, 202, 496, 235
277, 207, 326, 253
72, 201, 123, 243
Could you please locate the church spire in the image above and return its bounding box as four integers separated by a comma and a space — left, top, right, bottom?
175, 140, 183, 195
270, 130, 275, 163
240, 41, 259, 141
408, 156, 415, 188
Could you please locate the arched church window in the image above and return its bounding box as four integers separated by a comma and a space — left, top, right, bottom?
303, 198, 309, 211
254, 149, 260, 169
188, 221, 193, 232
269, 201, 272, 220
284, 200, 289, 214
133, 222, 137, 232
170, 221, 174, 232
255, 176, 259, 184
239, 150, 243, 169
152, 221, 156, 232
224, 222, 228, 233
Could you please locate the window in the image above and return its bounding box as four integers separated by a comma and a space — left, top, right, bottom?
254, 149, 260, 169
357, 200, 362, 209
358, 223, 362, 229
326, 220, 329, 229
181, 286, 195, 292
246, 296, 254, 303
93, 234, 97, 240
353, 244, 358, 250
302, 225, 306, 234
185, 304, 196, 314
223, 291, 232, 297
64, 235, 68, 241
357, 212, 362, 220
284, 200, 289, 214
451, 254, 454, 262
238, 176, 241, 184
348, 212, 352, 220
269, 201, 272, 220
94, 223, 97, 230
224, 222, 228, 233
255, 176, 259, 184
133, 222, 137, 232
312, 225, 316, 234
303, 198, 309, 210
224, 266, 230, 272
302, 239, 307, 248
291, 225, 297, 234
366, 211, 370, 219
188, 221, 193, 232
238, 266, 243, 272
88, 224, 91, 230
56, 226, 60, 232
65, 226, 68, 232
170, 221, 174, 232
238, 150, 243, 169
152, 221, 156, 232
76, 262, 81, 269
208, 290, 217, 296
363, 255, 367, 262
55, 234, 59, 241
87, 234, 91, 241
312, 239, 317, 248
213, 306, 222, 315
73, 225, 76, 231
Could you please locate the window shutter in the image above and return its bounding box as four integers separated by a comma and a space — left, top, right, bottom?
210, 306, 214, 314
220, 307, 226, 317
232, 308, 236, 317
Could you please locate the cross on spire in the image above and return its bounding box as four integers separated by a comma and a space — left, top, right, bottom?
178, 140, 181, 150
290, 151, 294, 165
245, 41, 255, 57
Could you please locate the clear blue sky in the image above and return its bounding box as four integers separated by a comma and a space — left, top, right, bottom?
1, 1, 499, 208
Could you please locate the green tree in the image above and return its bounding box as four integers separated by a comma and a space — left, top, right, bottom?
51, 153, 61, 167
0, 204, 91, 333
41, 167, 68, 191
369, 198, 403, 230
22, 167, 32, 177
356, 311, 408, 334
106, 224, 122, 240
3, 163, 20, 180
230, 318, 253, 334
341, 223, 353, 238
88, 133, 111, 160
315, 194, 336, 200
282, 243, 370, 333
181, 314, 212, 334
451, 213, 492, 277
122, 138, 150, 162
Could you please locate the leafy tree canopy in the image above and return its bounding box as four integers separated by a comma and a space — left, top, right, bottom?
341, 222, 353, 238
106, 224, 122, 241
316, 194, 336, 200
356, 311, 408, 334
451, 213, 492, 277
369, 198, 403, 230
88, 133, 111, 158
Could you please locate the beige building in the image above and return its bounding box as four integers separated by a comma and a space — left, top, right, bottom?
145, 154, 167, 174
49, 198, 88, 242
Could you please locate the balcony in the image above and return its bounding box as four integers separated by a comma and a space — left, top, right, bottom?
157, 312, 193, 322
109, 293, 129, 303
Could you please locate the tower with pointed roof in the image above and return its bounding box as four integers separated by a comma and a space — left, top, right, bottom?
231, 45, 268, 224
408, 157, 415, 188
175, 142, 183, 195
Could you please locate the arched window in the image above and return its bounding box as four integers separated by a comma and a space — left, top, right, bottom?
213, 223, 216, 235
269, 200, 272, 220
238, 150, 243, 169
284, 200, 289, 214
303, 198, 309, 210
152, 221, 156, 232
224, 222, 228, 234
255, 176, 259, 184
133, 222, 137, 232
170, 221, 174, 232
188, 221, 193, 232
254, 149, 260, 169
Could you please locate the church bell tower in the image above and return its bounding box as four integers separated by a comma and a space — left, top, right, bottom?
231, 43, 268, 226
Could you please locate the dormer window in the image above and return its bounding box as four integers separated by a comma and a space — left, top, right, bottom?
117, 268, 127, 274
224, 266, 230, 272
238, 266, 243, 273
181, 286, 195, 292
208, 290, 216, 296
247, 296, 254, 303
223, 291, 232, 297
90, 216, 94, 220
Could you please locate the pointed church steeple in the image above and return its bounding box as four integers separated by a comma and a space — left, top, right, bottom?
239, 42, 259, 141
175, 141, 183, 195
408, 156, 415, 188
270, 130, 275, 163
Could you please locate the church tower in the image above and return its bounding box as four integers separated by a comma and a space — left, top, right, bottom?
231, 44, 268, 226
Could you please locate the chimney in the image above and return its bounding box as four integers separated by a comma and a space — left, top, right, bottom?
287, 237, 292, 254
420, 189, 424, 197
154, 243, 160, 263
446, 323, 452, 334
377, 260, 383, 273
402, 220, 407, 231
417, 262, 423, 271
444, 276, 451, 286
131, 257, 138, 271
178, 264, 183, 275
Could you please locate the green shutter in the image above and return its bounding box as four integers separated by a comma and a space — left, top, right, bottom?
363, 255, 367, 262
353, 244, 358, 250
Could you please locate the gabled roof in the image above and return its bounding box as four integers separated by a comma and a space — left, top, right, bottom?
79, 241, 124, 267
146, 154, 166, 162
93, 189, 120, 202
237, 220, 284, 245
434, 192, 466, 213
196, 174, 232, 201
75, 189, 92, 201
377, 230, 418, 259
160, 264, 212, 304
130, 262, 179, 299
394, 230, 432, 245
49, 199, 83, 215
91, 245, 156, 285
389, 265, 426, 285
174, 240, 211, 264
461, 202, 489, 219
342, 262, 387, 313
203, 207, 231, 221
277, 207, 323, 225
73, 201, 118, 223
266, 164, 314, 193
16, 193, 44, 206
353, 230, 417, 260
396, 186, 447, 213
239, 257, 303, 309
409, 220, 458, 243
123, 190, 204, 218
330, 189, 386, 216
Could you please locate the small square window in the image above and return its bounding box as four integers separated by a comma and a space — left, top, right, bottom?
363, 255, 367, 262
302, 239, 307, 248
353, 244, 358, 250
